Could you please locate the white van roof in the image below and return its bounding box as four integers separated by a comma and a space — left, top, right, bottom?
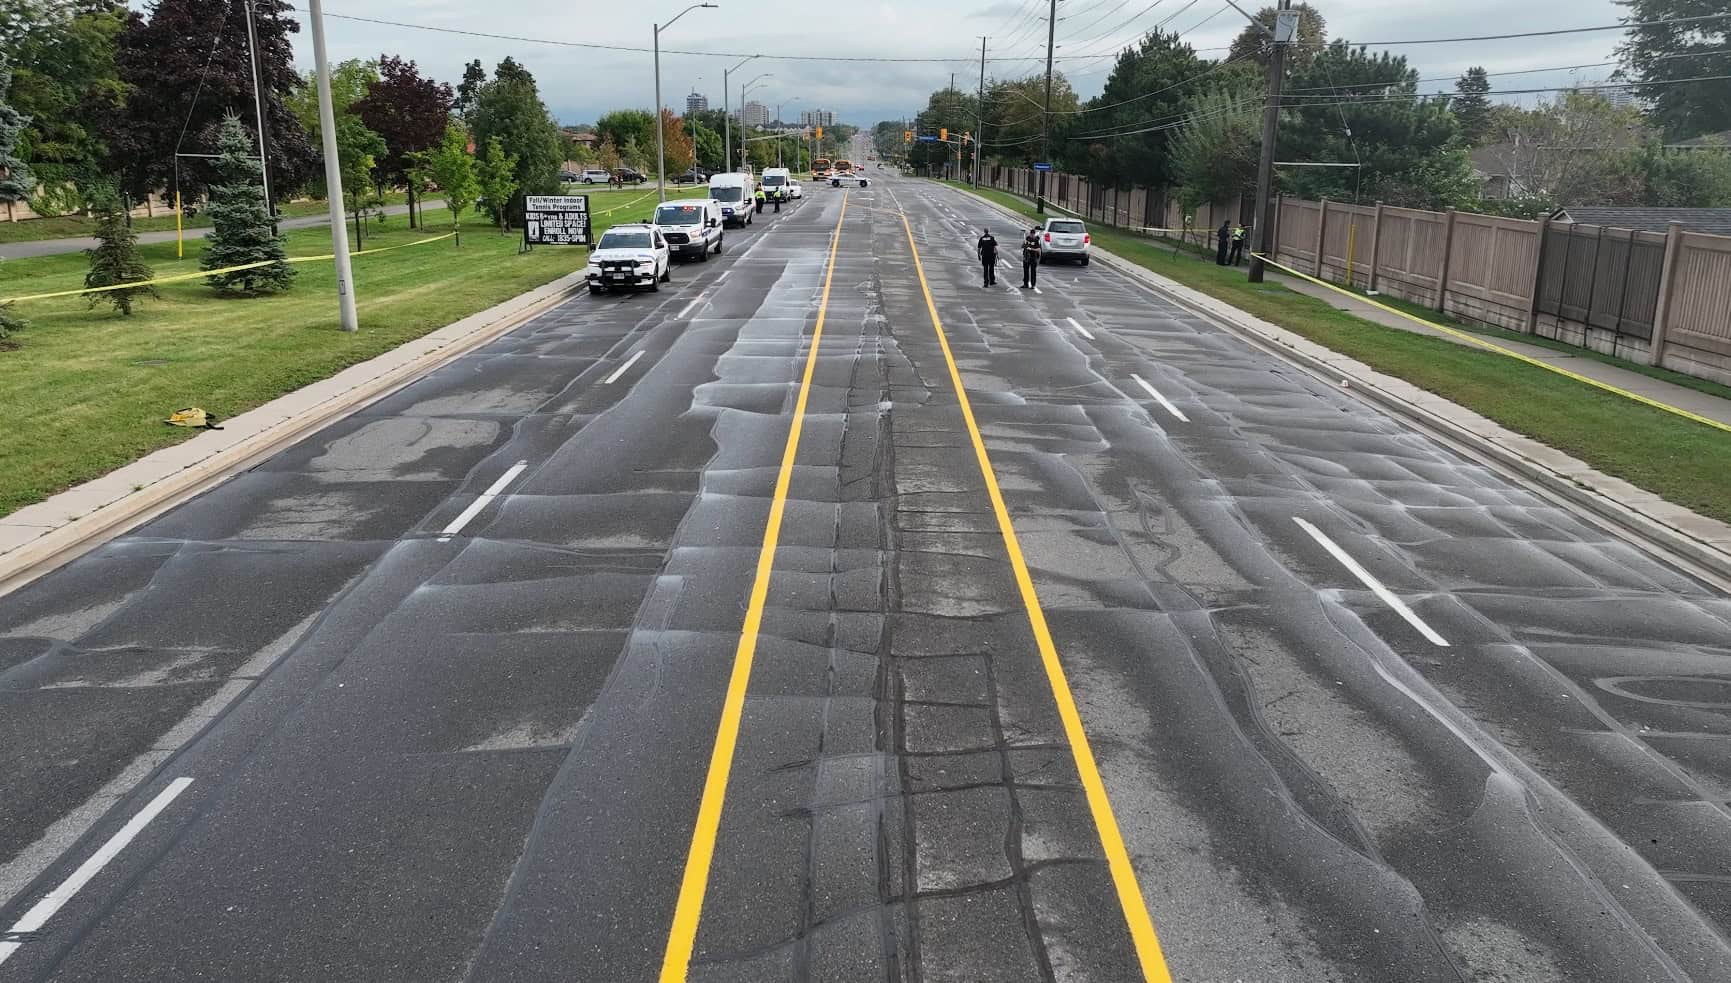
709, 172, 750, 184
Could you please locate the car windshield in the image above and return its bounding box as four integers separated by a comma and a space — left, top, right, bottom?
1049, 221, 1086, 234
710, 186, 744, 202
656, 204, 703, 224
762, 176, 787, 186
598, 231, 652, 249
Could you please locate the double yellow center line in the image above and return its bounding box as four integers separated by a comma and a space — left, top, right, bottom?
659, 193, 1173, 983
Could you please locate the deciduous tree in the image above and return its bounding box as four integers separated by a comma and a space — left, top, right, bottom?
476, 136, 518, 231
1170, 81, 1263, 207
201, 114, 293, 293
410, 122, 478, 230
106, 0, 314, 204
469, 59, 562, 222
4, 1, 127, 192
1066, 31, 1205, 190
454, 59, 485, 118
659, 109, 695, 176
596, 110, 657, 157
354, 55, 453, 228
1228, 3, 1327, 70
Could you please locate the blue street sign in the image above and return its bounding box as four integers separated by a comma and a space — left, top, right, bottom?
1033, 162, 1053, 171
916, 135, 938, 142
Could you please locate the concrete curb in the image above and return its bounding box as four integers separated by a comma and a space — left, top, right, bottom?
948, 184, 1731, 589
0, 271, 587, 597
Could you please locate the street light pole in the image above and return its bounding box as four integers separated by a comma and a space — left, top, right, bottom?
1037, 0, 1056, 213
1247, 0, 1295, 283
974, 35, 986, 188
777, 99, 800, 166
242, 0, 274, 222
723, 55, 757, 176
307, 0, 356, 332
739, 74, 772, 168
655, 3, 717, 203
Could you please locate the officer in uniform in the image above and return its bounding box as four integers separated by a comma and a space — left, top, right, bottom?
1215, 219, 1232, 266
1021, 227, 1041, 288
754, 187, 767, 214
977, 228, 999, 287
1229, 221, 1247, 265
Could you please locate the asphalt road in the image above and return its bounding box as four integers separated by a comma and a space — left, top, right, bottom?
0, 200, 444, 260
4, 167, 1731, 982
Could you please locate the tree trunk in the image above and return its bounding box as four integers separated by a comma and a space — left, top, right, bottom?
407, 185, 417, 230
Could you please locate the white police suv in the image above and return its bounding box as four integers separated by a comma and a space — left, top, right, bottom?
586, 224, 672, 294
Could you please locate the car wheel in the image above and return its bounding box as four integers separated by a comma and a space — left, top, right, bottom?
589, 284, 604, 295
698, 245, 709, 262
661, 266, 672, 283
1081, 256, 1090, 266
716, 236, 724, 255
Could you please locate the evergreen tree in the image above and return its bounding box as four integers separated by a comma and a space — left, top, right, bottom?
0, 53, 37, 216
1228, 3, 1327, 69
202, 115, 294, 294
0, 302, 25, 345
469, 61, 563, 222
454, 59, 485, 118
84, 192, 158, 315
1454, 68, 1493, 145
1618, 0, 1731, 139
476, 136, 519, 231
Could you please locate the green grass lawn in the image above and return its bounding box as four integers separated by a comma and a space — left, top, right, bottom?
946, 181, 1731, 526
0, 185, 702, 518
0, 193, 416, 244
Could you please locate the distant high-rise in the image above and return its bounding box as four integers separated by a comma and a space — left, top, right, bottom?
799, 109, 835, 128
741, 100, 770, 128
686, 91, 708, 115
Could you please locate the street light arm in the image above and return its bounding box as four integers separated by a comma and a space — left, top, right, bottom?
660, 2, 718, 33
1221, 0, 1272, 35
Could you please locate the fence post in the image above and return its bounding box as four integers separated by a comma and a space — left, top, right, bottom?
1524, 216, 1550, 335
1270, 194, 1283, 259
1366, 202, 1384, 293
1436, 207, 1458, 313
1649, 221, 1685, 367
1314, 198, 1329, 277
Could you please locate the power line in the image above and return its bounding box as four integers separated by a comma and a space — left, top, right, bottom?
1282, 46, 1731, 94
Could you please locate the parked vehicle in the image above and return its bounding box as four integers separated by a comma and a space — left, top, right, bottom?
788, 180, 803, 199
671, 167, 713, 184
760, 167, 793, 202
586, 224, 671, 294
653, 199, 725, 261
578, 168, 611, 184
830, 173, 870, 188
1039, 217, 1090, 264
614, 168, 647, 185
707, 172, 756, 227
559, 170, 581, 182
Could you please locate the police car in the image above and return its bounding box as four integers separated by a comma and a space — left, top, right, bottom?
829, 172, 870, 188
586, 224, 672, 294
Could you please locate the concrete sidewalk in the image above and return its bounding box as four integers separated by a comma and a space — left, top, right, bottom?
0, 199, 447, 261
1270, 270, 1731, 428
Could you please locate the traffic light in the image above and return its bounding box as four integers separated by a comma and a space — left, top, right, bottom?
903, 129, 912, 143
939, 127, 948, 142
815, 126, 823, 140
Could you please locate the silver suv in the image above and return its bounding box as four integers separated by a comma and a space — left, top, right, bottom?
1039, 218, 1090, 265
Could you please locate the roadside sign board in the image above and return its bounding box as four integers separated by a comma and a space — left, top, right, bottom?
916, 135, 938, 142
523, 195, 591, 246
1033, 162, 1053, 172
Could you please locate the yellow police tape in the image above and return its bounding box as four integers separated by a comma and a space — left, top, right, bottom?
1251, 252, 1731, 437
1, 231, 458, 305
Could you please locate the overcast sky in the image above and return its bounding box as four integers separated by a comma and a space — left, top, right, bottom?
276, 0, 1630, 126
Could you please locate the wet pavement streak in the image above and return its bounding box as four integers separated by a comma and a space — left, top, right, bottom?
0, 173, 1729, 981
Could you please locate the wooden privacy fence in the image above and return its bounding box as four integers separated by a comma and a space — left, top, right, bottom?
959, 163, 1731, 387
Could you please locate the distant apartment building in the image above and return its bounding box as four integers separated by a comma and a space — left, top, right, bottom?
799, 109, 835, 128
740, 101, 770, 128
686, 91, 708, 114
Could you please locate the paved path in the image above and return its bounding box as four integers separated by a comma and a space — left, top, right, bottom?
0, 200, 445, 260
3, 169, 1731, 981
1272, 268, 1731, 427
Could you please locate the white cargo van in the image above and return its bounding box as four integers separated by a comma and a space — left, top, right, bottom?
760, 167, 793, 203
653, 198, 725, 260
708, 172, 755, 228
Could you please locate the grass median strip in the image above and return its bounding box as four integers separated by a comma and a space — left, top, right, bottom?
945, 180, 1731, 527
0, 188, 704, 519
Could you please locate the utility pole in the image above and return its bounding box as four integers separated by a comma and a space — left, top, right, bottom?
242, 0, 273, 223
307, 0, 357, 332
1248, 0, 1295, 283
1037, 0, 1056, 213
723, 57, 758, 175
974, 36, 987, 187
654, 4, 718, 203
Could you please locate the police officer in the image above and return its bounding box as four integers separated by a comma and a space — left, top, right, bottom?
1021, 227, 1041, 288
977, 228, 999, 287
1229, 221, 1247, 265
754, 187, 767, 214
1215, 219, 1232, 266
